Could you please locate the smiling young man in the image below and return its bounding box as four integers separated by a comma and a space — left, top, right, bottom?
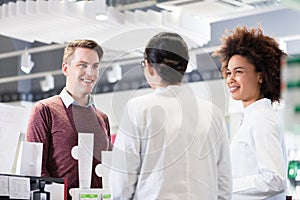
26, 39, 112, 200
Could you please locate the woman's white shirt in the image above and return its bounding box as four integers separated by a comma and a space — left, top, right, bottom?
230, 98, 287, 200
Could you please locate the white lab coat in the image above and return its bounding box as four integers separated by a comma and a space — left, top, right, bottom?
109, 85, 232, 200
230, 98, 287, 200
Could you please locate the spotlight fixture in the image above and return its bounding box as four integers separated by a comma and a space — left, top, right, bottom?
40, 74, 55, 92
186, 52, 197, 73
106, 63, 122, 83
20, 51, 35, 74
95, 0, 108, 21
96, 13, 108, 21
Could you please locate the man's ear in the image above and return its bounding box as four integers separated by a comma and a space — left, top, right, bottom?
62, 62, 69, 76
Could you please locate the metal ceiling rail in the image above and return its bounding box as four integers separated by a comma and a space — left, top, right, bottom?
114, 0, 157, 11
0, 70, 62, 84
0, 43, 66, 59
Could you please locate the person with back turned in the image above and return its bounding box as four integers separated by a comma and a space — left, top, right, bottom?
109, 32, 232, 200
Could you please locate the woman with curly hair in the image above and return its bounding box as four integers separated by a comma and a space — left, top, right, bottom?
213, 26, 287, 200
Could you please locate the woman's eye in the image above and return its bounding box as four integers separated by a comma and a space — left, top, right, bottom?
226, 71, 231, 77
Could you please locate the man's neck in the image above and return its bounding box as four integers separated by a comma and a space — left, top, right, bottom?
65, 88, 89, 106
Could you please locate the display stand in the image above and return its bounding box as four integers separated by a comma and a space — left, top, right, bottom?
0, 173, 65, 200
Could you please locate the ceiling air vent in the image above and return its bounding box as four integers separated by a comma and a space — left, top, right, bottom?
217, 0, 247, 8
157, 0, 254, 22
173, 0, 205, 6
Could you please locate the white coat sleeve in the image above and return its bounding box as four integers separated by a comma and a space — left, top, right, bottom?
217, 118, 232, 200
232, 113, 287, 199
109, 103, 142, 200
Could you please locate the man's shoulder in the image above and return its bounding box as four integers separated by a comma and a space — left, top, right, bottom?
94, 107, 108, 118
35, 95, 63, 108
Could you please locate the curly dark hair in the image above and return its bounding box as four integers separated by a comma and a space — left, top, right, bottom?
213, 26, 285, 103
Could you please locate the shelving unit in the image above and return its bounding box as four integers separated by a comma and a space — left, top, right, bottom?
282, 55, 300, 134
282, 54, 300, 199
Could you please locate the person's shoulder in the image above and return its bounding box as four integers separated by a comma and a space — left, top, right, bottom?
195, 97, 225, 118
94, 107, 108, 118
129, 93, 154, 105
196, 98, 213, 106
196, 98, 219, 110
250, 102, 277, 119
34, 95, 62, 108
120, 94, 153, 115
251, 107, 279, 124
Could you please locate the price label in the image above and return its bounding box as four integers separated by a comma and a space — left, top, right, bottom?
80, 193, 99, 200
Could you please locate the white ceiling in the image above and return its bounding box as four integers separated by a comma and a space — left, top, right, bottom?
0, 0, 297, 65
0, 0, 210, 49
0, 0, 290, 52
